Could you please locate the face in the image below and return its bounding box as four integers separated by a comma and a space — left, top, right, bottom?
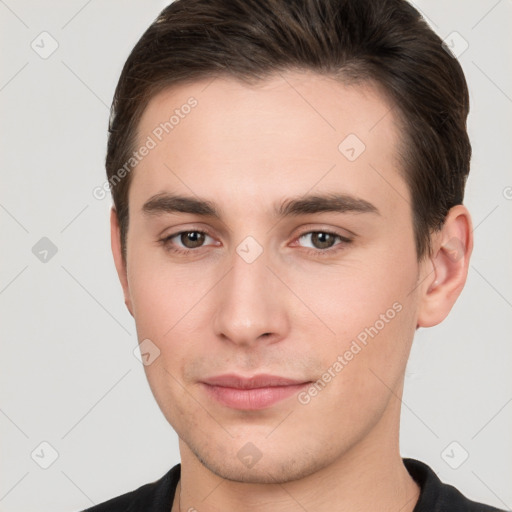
115, 71, 429, 483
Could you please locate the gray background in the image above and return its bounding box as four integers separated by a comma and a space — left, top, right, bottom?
1, 0, 511, 510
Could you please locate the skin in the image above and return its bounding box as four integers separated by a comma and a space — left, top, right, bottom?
111, 70, 473, 512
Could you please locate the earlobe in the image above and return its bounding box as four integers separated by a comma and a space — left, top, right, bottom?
110, 207, 134, 317
416, 205, 473, 328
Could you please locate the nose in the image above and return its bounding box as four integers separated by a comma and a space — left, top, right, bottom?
212, 241, 290, 348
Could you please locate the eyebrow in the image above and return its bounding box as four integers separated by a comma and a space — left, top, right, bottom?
142, 192, 379, 219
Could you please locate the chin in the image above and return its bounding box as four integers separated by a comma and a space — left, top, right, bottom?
189, 441, 330, 485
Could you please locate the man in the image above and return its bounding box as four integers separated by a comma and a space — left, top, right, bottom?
82, 0, 505, 510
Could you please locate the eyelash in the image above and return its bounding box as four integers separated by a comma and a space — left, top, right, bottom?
159, 227, 352, 257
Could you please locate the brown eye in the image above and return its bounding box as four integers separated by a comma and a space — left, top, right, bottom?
179, 231, 206, 249
299, 231, 340, 250
294, 230, 353, 257
310, 232, 337, 249
160, 229, 218, 255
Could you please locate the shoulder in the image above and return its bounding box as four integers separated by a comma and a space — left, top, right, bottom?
78, 463, 180, 512
403, 458, 507, 512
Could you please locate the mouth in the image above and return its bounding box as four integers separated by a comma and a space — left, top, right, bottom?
200, 373, 312, 410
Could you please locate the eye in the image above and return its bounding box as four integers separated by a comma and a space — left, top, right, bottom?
295, 230, 352, 255
160, 229, 216, 254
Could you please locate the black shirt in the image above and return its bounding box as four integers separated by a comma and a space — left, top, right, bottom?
80, 458, 506, 511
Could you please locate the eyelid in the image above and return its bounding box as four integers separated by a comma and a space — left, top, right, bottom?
293, 223, 357, 240
293, 225, 354, 241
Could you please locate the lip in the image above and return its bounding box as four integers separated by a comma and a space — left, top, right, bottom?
200, 373, 311, 410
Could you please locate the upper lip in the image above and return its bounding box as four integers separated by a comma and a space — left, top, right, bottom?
201, 374, 310, 389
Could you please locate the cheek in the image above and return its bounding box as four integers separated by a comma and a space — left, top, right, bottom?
128, 273, 174, 339
295, 243, 419, 389
126, 243, 197, 337
126, 248, 219, 384
292, 251, 417, 341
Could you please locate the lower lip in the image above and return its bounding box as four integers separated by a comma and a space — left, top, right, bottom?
200, 382, 310, 410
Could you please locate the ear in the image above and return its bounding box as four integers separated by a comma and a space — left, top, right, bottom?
416, 204, 473, 328
110, 207, 134, 317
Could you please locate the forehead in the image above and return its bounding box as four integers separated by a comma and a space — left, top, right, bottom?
130, 71, 408, 217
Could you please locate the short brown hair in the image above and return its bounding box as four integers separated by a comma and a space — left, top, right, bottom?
106, 0, 471, 262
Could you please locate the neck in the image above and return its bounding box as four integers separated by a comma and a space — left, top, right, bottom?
172, 385, 420, 512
